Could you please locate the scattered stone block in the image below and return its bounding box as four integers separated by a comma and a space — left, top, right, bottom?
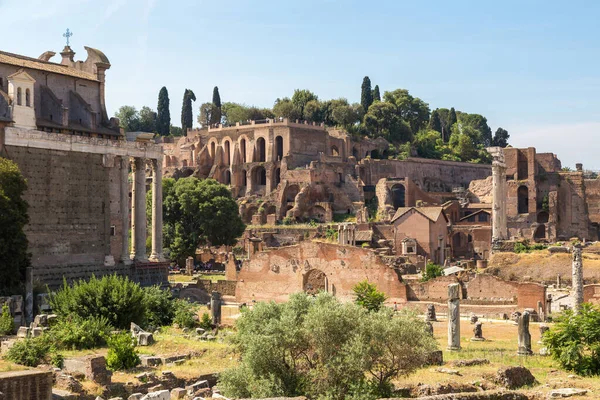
426, 350, 443, 366
548, 388, 588, 398
63, 355, 112, 385
127, 394, 143, 400
435, 368, 460, 376
141, 356, 162, 367
450, 358, 490, 367
33, 314, 48, 328
195, 328, 205, 335
147, 384, 164, 392
52, 388, 79, 399
186, 380, 209, 395
137, 332, 154, 346
55, 373, 83, 393
494, 366, 536, 389
31, 327, 43, 337
141, 390, 170, 400
16, 326, 29, 338
170, 388, 187, 399
160, 354, 187, 365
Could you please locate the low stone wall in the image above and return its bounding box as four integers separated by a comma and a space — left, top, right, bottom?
0, 370, 52, 400
196, 280, 237, 296
583, 284, 600, 305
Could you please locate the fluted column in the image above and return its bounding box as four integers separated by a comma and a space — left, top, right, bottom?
149, 158, 163, 261
120, 157, 131, 264
130, 157, 147, 261
487, 147, 508, 244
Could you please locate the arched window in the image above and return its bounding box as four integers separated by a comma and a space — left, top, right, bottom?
224, 141, 231, 165
210, 142, 216, 159
240, 138, 247, 163
16, 87, 22, 106
256, 137, 266, 162
391, 184, 406, 209
331, 145, 339, 156
25, 88, 31, 107
518, 186, 529, 214
253, 166, 267, 186
241, 170, 247, 186
224, 170, 231, 185
275, 136, 283, 160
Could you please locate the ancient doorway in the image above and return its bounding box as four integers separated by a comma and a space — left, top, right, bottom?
240, 138, 247, 163
275, 136, 284, 160
391, 184, 406, 209
253, 166, 267, 186
285, 184, 300, 202
304, 269, 327, 295
256, 137, 266, 162
518, 186, 529, 214
224, 170, 231, 185
537, 211, 549, 223
331, 145, 339, 156
534, 225, 546, 240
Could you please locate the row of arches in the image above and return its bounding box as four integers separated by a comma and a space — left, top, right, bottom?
219, 166, 282, 190
15, 87, 31, 107
208, 135, 285, 165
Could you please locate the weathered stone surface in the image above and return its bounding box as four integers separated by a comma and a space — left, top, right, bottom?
127, 394, 143, 400
141, 390, 170, 400
381, 391, 528, 400
572, 246, 584, 312
186, 380, 209, 395
161, 354, 187, 365
63, 355, 112, 385
449, 358, 490, 367
141, 356, 162, 367
426, 350, 444, 366
31, 327, 43, 337
548, 388, 588, 398
494, 366, 536, 389
170, 388, 187, 399
55, 373, 83, 393
0, 370, 53, 400
137, 332, 154, 346
517, 311, 533, 355
16, 326, 29, 338
447, 283, 461, 350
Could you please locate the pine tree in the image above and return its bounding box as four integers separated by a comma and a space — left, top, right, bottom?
372, 85, 381, 102
428, 109, 442, 134
361, 76, 373, 113
156, 87, 170, 136
210, 86, 222, 126
181, 89, 196, 136
492, 127, 510, 147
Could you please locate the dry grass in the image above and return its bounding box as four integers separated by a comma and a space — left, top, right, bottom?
168, 274, 196, 283
396, 317, 598, 397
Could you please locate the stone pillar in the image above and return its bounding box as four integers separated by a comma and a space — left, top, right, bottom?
149, 158, 163, 262
447, 283, 461, 351
517, 310, 533, 355
487, 147, 508, 246
572, 245, 583, 314
210, 291, 222, 325
546, 294, 552, 315
130, 158, 147, 261
426, 304, 437, 322
120, 157, 131, 264
185, 257, 194, 276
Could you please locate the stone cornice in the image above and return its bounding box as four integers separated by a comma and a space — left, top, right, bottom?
4, 127, 163, 160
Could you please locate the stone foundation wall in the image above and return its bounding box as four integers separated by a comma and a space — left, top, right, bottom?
196, 279, 237, 296
0, 370, 52, 400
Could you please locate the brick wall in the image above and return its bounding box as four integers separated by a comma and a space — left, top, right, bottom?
0, 370, 52, 400
196, 280, 237, 296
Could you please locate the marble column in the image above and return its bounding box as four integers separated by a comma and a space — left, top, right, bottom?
130, 157, 147, 261
149, 158, 163, 262
487, 147, 508, 245
120, 157, 131, 264
447, 283, 461, 350
572, 245, 583, 314
517, 310, 533, 355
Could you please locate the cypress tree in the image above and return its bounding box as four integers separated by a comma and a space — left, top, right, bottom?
372, 85, 381, 102
156, 87, 170, 136
445, 107, 458, 142
181, 89, 196, 136
210, 86, 222, 126
428, 109, 442, 134
361, 76, 373, 112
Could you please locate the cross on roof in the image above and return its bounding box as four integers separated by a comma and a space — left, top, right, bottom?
63, 29, 73, 46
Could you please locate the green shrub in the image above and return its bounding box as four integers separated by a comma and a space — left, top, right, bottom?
282, 216, 294, 225
106, 332, 140, 371
49, 274, 146, 329
199, 313, 213, 330
6, 336, 53, 367
0, 303, 14, 335
143, 286, 175, 329
353, 280, 386, 312
543, 304, 600, 376
421, 262, 444, 282
50, 315, 111, 350
514, 241, 547, 254
325, 227, 338, 242
173, 299, 197, 329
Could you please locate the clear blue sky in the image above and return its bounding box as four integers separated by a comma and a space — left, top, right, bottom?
3, 0, 599, 168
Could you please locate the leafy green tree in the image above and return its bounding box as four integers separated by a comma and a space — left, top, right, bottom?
143, 286, 175, 329
428, 109, 442, 133
303, 99, 323, 122
181, 89, 196, 135
222, 102, 250, 125
331, 103, 361, 129
353, 280, 387, 312
0, 303, 14, 335
198, 102, 216, 128
543, 304, 600, 376
170, 125, 183, 136
158, 177, 245, 262
421, 262, 444, 282
114, 105, 140, 132
156, 87, 171, 136
364, 102, 412, 143
361, 76, 373, 113
291, 89, 318, 119
458, 112, 492, 147
138, 106, 157, 132
219, 293, 437, 400
372, 84, 381, 102
448, 107, 458, 131
383, 89, 430, 134
273, 97, 301, 120
210, 86, 222, 125
106, 332, 140, 371
413, 129, 444, 159
492, 127, 510, 147
0, 157, 29, 294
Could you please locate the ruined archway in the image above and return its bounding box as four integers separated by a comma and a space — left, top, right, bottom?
275, 136, 284, 160
240, 138, 247, 163
304, 269, 326, 295
241, 169, 247, 186
284, 184, 300, 202
391, 184, 406, 209
534, 225, 546, 240
331, 145, 339, 156
309, 205, 327, 222
224, 169, 231, 185
518, 186, 529, 214
256, 137, 266, 162
224, 140, 231, 165
245, 206, 258, 224
252, 166, 267, 186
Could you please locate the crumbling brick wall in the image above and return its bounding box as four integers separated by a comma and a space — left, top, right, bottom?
0, 370, 52, 400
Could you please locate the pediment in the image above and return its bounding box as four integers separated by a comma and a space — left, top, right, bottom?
8, 69, 36, 83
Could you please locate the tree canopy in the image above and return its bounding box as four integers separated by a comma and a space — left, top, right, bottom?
0, 157, 29, 294
219, 292, 437, 400
154, 177, 245, 262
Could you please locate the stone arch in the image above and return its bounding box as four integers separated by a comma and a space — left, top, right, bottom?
304, 269, 327, 295
209, 140, 217, 161
309, 205, 327, 222
274, 167, 281, 187
223, 139, 231, 165
518, 185, 529, 214
391, 184, 406, 209
537, 211, 549, 224
331, 145, 339, 156
244, 206, 258, 224
266, 204, 277, 216
239, 137, 247, 163
252, 166, 267, 186
534, 224, 546, 240
256, 137, 266, 162
275, 135, 284, 160
284, 184, 300, 202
